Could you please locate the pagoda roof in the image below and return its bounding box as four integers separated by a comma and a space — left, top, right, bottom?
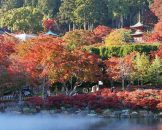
45, 30, 59, 36
0, 28, 11, 34
0, 30, 4, 34
131, 30, 143, 36
130, 21, 143, 28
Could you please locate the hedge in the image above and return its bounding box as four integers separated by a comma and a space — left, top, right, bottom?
86, 44, 160, 59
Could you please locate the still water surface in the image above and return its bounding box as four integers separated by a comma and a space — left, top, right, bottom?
0, 114, 161, 130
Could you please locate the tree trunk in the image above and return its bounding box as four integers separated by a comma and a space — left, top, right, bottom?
42, 77, 46, 99
88, 23, 90, 30
18, 90, 22, 103
110, 80, 114, 87
141, 79, 143, 86
73, 23, 76, 31
112, 19, 114, 27
68, 23, 71, 32
122, 78, 125, 90
84, 21, 86, 30
91, 23, 94, 31
120, 15, 124, 28
70, 77, 73, 90
156, 71, 159, 85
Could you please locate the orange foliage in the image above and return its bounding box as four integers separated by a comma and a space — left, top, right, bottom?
17, 35, 102, 86
63, 29, 97, 50
22, 40, 64, 79
14, 35, 66, 87
93, 25, 112, 42
49, 50, 103, 83
0, 35, 16, 67
143, 32, 162, 43
151, 0, 162, 20
104, 57, 120, 81
16, 35, 64, 56
104, 52, 135, 81
0, 35, 24, 91
154, 21, 162, 37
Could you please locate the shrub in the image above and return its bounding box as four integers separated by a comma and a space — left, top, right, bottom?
26, 89, 161, 111
86, 44, 159, 58
157, 90, 162, 110
96, 89, 160, 110
105, 28, 133, 45
27, 96, 44, 106
63, 29, 97, 50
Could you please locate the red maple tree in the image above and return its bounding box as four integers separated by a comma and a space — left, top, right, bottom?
42, 18, 56, 31
93, 25, 112, 42
151, 0, 162, 20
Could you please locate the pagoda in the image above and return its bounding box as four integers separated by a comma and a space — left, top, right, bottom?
130, 14, 144, 42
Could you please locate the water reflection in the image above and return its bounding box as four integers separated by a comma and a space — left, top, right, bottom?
0, 114, 100, 130
88, 118, 162, 130
0, 114, 161, 130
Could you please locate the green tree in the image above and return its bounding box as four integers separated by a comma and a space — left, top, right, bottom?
105, 0, 153, 27
133, 53, 150, 85
148, 56, 162, 85
105, 28, 133, 45
23, 0, 38, 7
63, 29, 97, 50
0, 6, 44, 33
58, 0, 76, 31
38, 0, 61, 16
0, 0, 24, 10
74, 0, 108, 30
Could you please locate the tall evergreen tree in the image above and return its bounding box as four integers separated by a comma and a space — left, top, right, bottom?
1, 0, 24, 10
74, 0, 108, 30
38, 0, 61, 16
58, 0, 76, 31
23, 0, 38, 7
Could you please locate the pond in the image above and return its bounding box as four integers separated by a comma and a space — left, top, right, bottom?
0, 114, 161, 130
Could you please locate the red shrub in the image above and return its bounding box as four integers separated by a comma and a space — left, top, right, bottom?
157, 90, 162, 110
27, 96, 44, 106
25, 89, 161, 111
95, 89, 160, 110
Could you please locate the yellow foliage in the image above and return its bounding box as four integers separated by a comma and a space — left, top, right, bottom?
105, 28, 133, 45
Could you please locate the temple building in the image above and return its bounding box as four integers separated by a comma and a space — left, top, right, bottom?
130, 15, 144, 42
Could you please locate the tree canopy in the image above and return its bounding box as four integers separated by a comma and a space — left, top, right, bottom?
0, 6, 44, 33
0, 0, 157, 32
